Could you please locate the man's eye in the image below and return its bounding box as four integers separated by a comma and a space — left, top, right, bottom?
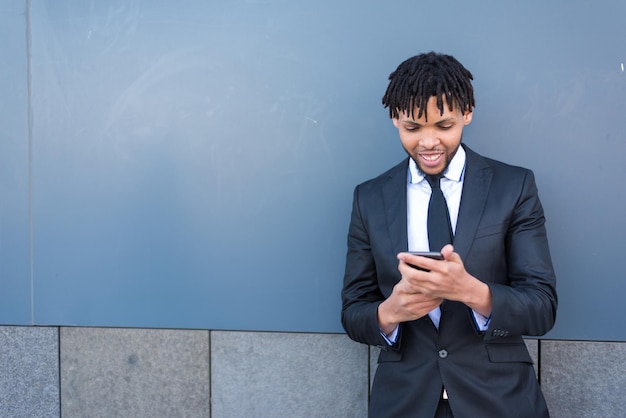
439, 125, 452, 130
405, 126, 419, 132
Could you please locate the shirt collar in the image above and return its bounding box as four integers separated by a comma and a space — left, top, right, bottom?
408, 145, 466, 184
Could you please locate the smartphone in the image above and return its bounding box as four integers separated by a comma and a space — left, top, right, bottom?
407, 251, 444, 260
406, 251, 443, 271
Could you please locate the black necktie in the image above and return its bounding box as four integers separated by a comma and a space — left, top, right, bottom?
426, 175, 453, 252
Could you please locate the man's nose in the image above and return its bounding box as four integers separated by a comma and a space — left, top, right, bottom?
419, 130, 440, 148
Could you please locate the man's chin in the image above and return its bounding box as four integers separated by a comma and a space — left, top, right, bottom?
410, 146, 459, 177
414, 159, 448, 177
419, 166, 446, 177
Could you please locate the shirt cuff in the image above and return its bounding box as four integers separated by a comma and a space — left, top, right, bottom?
379, 325, 400, 345
472, 310, 492, 331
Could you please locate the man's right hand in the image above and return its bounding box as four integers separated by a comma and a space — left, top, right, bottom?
377, 278, 443, 336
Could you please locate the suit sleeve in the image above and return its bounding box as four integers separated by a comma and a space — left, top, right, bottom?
341, 185, 399, 349
485, 169, 558, 340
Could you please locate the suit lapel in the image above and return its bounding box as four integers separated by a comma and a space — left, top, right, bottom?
454, 145, 492, 260
382, 159, 409, 256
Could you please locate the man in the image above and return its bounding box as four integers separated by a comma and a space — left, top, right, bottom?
341, 52, 557, 418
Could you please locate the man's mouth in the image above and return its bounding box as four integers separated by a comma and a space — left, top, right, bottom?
421, 154, 441, 162
419, 152, 444, 164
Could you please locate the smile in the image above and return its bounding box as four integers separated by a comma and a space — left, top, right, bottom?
419, 152, 444, 162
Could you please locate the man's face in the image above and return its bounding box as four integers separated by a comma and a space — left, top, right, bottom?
392, 96, 473, 176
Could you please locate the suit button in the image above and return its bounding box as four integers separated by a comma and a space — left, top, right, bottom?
438, 349, 448, 359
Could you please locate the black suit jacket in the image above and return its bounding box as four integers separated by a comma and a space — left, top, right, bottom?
341, 144, 557, 418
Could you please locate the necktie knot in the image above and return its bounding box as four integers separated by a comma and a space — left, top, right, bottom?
426, 175, 442, 190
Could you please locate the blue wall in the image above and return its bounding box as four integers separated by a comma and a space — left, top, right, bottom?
1, 0, 625, 339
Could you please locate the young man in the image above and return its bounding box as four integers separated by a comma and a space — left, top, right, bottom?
341, 52, 557, 417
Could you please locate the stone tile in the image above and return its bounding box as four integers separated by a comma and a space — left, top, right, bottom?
541, 340, 626, 418
0, 326, 60, 417
211, 331, 368, 418
60, 327, 209, 418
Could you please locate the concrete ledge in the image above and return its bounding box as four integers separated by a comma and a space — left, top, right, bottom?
211, 331, 368, 417
0, 326, 60, 417
3, 327, 626, 418
60, 327, 210, 417
541, 340, 626, 418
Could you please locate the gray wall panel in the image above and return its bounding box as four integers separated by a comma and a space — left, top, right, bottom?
0, 0, 622, 339
29, 0, 396, 331
0, 0, 31, 325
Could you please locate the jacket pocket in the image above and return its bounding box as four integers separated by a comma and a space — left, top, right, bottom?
486, 343, 533, 364
377, 349, 403, 363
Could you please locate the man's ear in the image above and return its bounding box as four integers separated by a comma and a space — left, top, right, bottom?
463, 111, 473, 125
392, 118, 400, 128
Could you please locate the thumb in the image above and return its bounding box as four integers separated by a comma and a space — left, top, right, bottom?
441, 244, 459, 261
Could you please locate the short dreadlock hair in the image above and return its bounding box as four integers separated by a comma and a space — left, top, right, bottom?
382, 52, 475, 121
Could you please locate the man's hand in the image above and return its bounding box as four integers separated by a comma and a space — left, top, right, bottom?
396, 244, 493, 318
377, 274, 444, 337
